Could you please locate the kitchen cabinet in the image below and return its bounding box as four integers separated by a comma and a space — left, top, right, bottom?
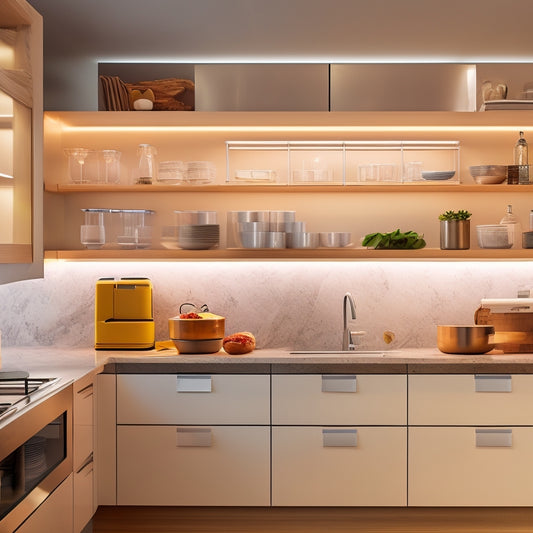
0, 0, 43, 283
73, 375, 96, 532
42, 110, 533, 261
408, 374, 533, 506
14, 474, 73, 533
271, 373, 407, 506
115, 373, 270, 506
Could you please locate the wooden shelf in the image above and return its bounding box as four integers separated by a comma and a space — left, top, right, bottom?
44, 248, 533, 261
44, 183, 533, 194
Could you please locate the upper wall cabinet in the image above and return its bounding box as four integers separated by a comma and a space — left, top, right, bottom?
194, 64, 329, 111
0, 0, 43, 283
329, 64, 476, 112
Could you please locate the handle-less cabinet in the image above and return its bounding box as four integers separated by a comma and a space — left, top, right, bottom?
117, 425, 270, 506
272, 426, 407, 506
0, 0, 43, 283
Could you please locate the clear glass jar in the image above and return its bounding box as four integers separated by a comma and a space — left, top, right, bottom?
137, 144, 158, 185
514, 131, 528, 165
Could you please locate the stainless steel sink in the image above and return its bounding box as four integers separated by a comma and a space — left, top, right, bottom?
290, 350, 387, 356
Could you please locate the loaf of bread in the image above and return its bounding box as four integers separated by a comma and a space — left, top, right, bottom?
222, 332, 256, 355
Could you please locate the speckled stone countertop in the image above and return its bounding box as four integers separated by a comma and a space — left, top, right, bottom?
3, 346, 533, 378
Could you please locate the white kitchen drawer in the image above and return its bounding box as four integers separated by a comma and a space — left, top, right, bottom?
272, 374, 407, 425
74, 453, 94, 533
409, 426, 533, 506
117, 425, 270, 506
272, 426, 407, 506
409, 374, 533, 425
117, 374, 270, 425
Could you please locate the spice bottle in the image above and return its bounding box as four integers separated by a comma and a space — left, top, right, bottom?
137, 144, 157, 185
500, 204, 522, 249
514, 131, 528, 165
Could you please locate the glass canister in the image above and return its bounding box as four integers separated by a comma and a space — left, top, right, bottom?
80, 208, 110, 249
136, 144, 158, 185
113, 209, 155, 249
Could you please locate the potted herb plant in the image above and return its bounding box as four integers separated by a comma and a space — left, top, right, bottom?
438, 210, 472, 250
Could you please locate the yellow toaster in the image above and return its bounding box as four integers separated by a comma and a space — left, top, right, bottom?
95, 277, 155, 350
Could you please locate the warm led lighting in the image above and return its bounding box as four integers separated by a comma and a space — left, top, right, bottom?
60, 125, 529, 133
0, 172, 13, 179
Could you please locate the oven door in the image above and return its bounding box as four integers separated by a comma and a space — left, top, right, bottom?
0, 385, 73, 532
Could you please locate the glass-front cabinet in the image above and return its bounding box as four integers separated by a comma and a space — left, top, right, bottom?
0, 0, 43, 283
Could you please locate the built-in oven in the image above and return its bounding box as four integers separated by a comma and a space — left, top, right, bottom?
0, 374, 72, 532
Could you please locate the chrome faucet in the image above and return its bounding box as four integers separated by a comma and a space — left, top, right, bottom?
342, 292, 357, 351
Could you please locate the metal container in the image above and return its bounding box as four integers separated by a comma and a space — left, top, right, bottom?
437, 325, 495, 354
440, 220, 470, 250
169, 315, 225, 341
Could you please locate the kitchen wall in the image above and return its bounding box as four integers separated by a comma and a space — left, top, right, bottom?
2, 1, 531, 350
0, 260, 530, 350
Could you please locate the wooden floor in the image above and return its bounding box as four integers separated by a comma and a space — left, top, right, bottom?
92, 506, 533, 532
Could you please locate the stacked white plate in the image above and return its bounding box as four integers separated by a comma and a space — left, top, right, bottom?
25, 436, 47, 484
185, 161, 216, 184
178, 224, 220, 250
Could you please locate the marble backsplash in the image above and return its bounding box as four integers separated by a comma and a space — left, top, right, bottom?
0, 260, 531, 351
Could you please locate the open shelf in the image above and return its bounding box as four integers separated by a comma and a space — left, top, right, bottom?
44, 248, 533, 261
44, 183, 533, 194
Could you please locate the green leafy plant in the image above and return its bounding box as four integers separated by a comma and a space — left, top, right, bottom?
362, 229, 426, 250
438, 210, 472, 221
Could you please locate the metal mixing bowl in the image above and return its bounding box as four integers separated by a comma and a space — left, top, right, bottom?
437, 325, 495, 354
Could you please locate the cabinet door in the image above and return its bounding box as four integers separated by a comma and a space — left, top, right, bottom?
0, 0, 43, 284
409, 427, 533, 506
14, 474, 73, 533
272, 374, 407, 425
272, 426, 406, 506
74, 456, 94, 533
117, 425, 270, 506
117, 374, 270, 425
409, 374, 533, 425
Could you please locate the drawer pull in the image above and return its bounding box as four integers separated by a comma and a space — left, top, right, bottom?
76, 452, 94, 475
475, 428, 513, 447
176, 427, 212, 447
474, 374, 512, 393
176, 374, 212, 393
77, 383, 94, 399
322, 428, 358, 447
321, 375, 357, 393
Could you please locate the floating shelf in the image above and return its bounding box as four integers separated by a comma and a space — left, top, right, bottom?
44, 183, 533, 194
44, 248, 533, 261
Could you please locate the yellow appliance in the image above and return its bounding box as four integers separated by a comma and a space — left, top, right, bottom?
95, 277, 155, 350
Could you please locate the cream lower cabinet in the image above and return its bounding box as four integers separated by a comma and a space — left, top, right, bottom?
408, 374, 533, 506
14, 474, 73, 533
272, 426, 406, 506
73, 376, 96, 532
116, 373, 270, 506
271, 373, 407, 506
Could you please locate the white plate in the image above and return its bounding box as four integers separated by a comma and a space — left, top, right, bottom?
422, 170, 455, 181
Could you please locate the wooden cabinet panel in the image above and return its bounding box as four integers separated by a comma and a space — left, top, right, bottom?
117, 425, 270, 506
409, 427, 533, 506
14, 474, 73, 533
409, 374, 533, 425
117, 374, 270, 425
272, 374, 407, 425
272, 426, 406, 506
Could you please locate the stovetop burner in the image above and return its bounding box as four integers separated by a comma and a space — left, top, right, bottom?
0, 371, 61, 423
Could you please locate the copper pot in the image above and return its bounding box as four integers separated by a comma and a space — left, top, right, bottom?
437, 325, 495, 354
